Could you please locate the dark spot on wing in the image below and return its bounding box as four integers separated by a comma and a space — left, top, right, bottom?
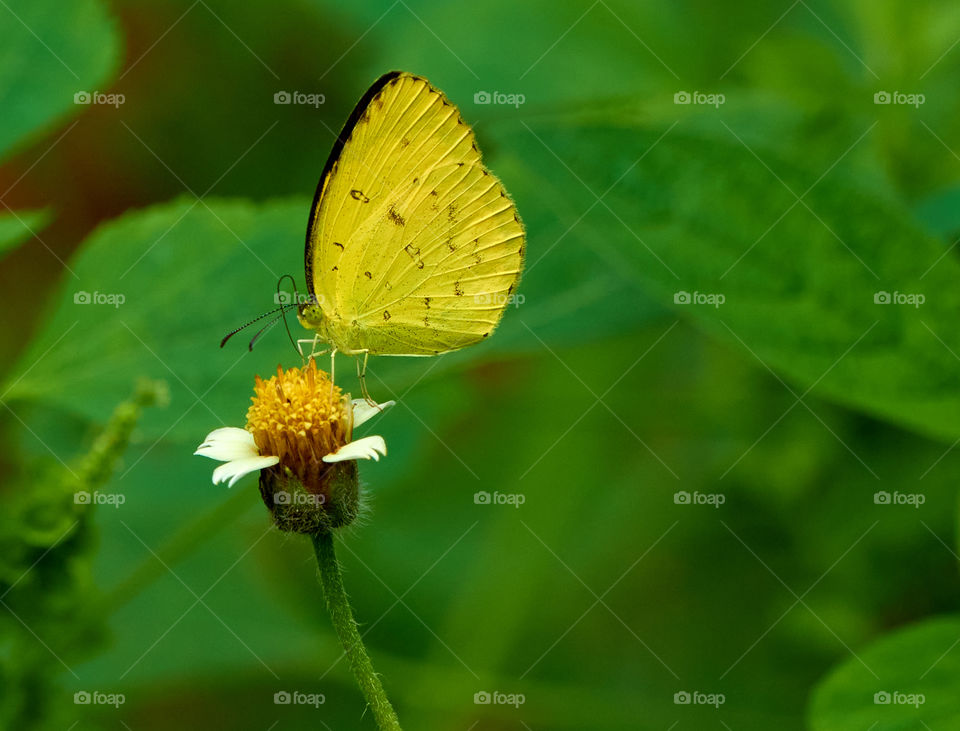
424, 296, 431, 308
334, 241, 345, 251
383, 310, 391, 320
388, 206, 405, 226
350, 190, 370, 203
400, 137, 410, 147
417, 261, 425, 269
364, 271, 372, 279
447, 203, 457, 221
429, 190, 438, 196
457, 162, 464, 167
446, 239, 457, 252
332, 265, 338, 271
454, 281, 463, 296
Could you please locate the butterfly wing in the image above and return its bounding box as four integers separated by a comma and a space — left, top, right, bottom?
305, 72, 524, 355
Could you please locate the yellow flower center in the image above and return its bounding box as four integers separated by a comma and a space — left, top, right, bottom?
245, 359, 352, 481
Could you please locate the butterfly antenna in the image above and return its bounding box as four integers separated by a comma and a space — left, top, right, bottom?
220, 305, 293, 348
247, 313, 285, 352
277, 274, 301, 356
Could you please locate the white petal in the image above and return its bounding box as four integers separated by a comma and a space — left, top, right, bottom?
323, 435, 387, 463
211, 456, 279, 487
351, 399, 396, 429
194, 427, 258, 462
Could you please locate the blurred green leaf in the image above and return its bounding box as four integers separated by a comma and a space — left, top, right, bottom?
914, 184, 960, 240
0, 0, 119, 161
809, 615, 960, 730
0, 209, 48, 259
501, 118, 960, 443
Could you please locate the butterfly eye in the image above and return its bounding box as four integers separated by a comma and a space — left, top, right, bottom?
298, 302, 325, 328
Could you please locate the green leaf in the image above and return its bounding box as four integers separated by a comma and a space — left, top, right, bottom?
0, 209, 48, 259
809, 616, 960, 730
501, 119, 960, 443
0, 0, 120, 161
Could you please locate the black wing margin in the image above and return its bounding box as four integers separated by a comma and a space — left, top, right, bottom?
303, 70, 405, 296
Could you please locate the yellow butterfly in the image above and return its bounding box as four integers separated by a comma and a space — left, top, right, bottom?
296, 71, 525, 391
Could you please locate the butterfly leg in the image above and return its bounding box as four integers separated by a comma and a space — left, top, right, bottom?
355, 351, 374, 405
297, 334, 329, 363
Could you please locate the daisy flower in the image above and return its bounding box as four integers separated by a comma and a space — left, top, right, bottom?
195, 359, 392, 531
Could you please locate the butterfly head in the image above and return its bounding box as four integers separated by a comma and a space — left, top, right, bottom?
297, 297, 326, 334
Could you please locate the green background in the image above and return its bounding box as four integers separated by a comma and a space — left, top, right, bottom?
2, 0, 960, 728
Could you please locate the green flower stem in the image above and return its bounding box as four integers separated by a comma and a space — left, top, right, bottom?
311, 531, 402, 731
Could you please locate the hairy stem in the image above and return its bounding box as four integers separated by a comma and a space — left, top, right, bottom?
312, 531, 402, 730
